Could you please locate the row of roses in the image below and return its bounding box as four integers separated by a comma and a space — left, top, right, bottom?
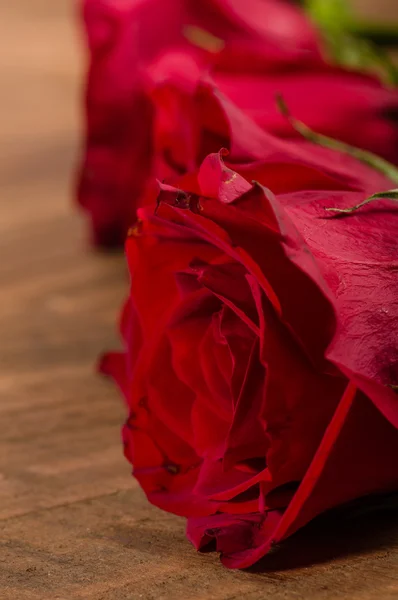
78, 0, 398, 569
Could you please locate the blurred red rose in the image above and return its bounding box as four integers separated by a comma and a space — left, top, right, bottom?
101, 147, 398, 568
147, 53, 397, 187
78, 0, 398, 247
77, 0, 321, 246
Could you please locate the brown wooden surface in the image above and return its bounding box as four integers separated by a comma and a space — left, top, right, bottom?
1, 2, 398, 599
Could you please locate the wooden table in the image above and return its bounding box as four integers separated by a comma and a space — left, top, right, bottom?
1, 2, 398, 599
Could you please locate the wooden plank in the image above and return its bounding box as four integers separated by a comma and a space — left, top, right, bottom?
0, 2, 397, 599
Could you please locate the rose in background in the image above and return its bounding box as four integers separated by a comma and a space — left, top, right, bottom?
77, 0, 398, 247
77, 0, 320, 247
101, 139, 398, 568
147, 53, 397, 191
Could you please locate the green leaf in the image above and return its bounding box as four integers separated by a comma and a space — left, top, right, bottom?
304, 0, 352, 32
303, 0, 398, 84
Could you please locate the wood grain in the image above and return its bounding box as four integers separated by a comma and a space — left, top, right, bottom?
0, 2, 397, 599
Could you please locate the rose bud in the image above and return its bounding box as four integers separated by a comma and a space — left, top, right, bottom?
77, 0, 320, 247
100, 148, 398, 568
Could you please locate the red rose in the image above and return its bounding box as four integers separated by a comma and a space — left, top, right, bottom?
148, 56, 397, 190
77, 0, 398, 247
101, 147, 398, 568
77, 0, 320, 246
214, 66, 398, 159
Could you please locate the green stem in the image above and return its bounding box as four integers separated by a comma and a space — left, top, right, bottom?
325, 189, 398, 214
276, 94, 398, 185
